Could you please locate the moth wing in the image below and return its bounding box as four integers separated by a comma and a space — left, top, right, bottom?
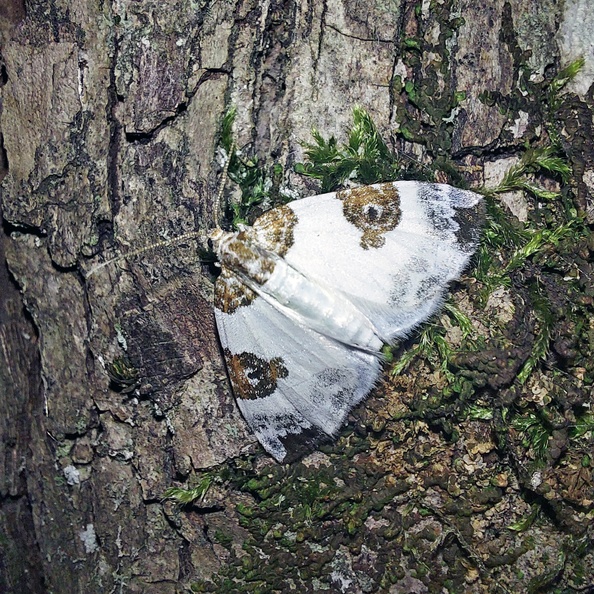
266, 181, 483, 342
215, 269, 381, 463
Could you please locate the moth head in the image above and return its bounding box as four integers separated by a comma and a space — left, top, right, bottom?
207, 226, 232, 249
208, 227, 225, 244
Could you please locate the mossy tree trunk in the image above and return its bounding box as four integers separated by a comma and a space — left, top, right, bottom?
1, 1, 593, 593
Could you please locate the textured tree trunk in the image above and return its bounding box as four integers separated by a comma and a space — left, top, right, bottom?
1, 0, 593, 593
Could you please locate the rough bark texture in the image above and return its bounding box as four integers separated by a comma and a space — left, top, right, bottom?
1, 1, 593, 593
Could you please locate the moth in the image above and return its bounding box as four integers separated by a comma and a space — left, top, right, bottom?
210, 181, 483, 462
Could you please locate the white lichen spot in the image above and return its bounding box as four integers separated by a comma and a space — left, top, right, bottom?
307, 541, 326, 554
582, 168, 594, 192
279, 186, 301, 202
115, 325, 128, 351
300, 450, 331, 468
365, 516, 390, 530
527, 373, 554, 407
393, 58, 408, 81
330, 547, 355, 592
581, 169, 594, 221
79, 523, 99, 554
330, 570, 353, 592
63, 465, 80, 486
509, 110, 529, 138
442, 106, 461, 124
530, 470, 543, 489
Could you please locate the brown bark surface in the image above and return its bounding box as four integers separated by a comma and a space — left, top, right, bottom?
1, 1, 593, 593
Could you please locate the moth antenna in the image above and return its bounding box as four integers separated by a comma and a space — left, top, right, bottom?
213, 140, 236, 229
86, 142, 236, 278
86, 231, 205, 277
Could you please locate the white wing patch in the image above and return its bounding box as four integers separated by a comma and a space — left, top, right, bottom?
212, 181, 483, 462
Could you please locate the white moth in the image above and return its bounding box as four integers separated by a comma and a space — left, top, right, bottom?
210, 181, 483, 462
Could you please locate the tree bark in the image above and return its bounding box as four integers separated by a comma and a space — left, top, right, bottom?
1, 0, 593, 593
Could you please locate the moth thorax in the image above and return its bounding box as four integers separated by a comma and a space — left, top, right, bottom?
214, 231, 276, 286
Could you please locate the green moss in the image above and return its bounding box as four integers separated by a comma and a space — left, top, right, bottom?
295, 106, 407, 192
508, 504, 540, 532
163, 474, 213, 505
105, 356, 140, 394
219, 108, 286, 228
